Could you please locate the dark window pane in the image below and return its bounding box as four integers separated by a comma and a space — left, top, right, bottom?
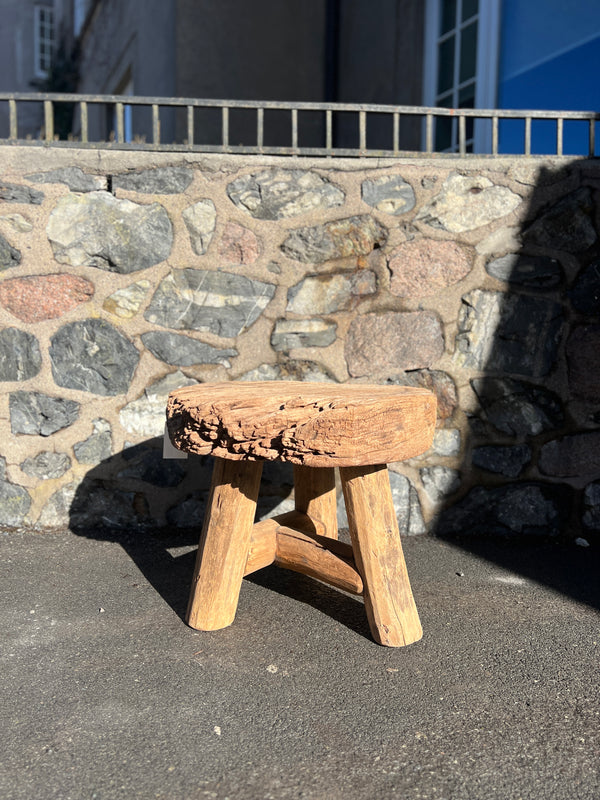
458, 82, 475, 107
437, 35, 455, 95
459, 21, 478, 83
435, 116, 454, 151
462, 0, 478, 21
440, 0, 457, 34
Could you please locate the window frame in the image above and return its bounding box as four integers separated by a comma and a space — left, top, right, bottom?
423, 0, 501, 153
33, 4, 55, 79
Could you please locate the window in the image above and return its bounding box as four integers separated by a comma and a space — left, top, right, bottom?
34, 5, 54, 78
423, 0, 500, 152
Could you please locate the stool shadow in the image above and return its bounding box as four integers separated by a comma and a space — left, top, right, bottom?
69, 445, 372, 638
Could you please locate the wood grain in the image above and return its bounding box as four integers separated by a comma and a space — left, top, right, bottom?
340, 464, 423, 647
167, 381, 436, 467
186, 457, 262, 631
244, 511, 362, 594
293, 465, 338, 539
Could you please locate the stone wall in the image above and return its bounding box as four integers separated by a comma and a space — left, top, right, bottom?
0, 145, 598, 541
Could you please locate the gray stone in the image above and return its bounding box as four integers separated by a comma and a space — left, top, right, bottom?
525, 189, 597, 252
0, 455, 6, 480
26, 167, 105, 192
388, 369, 458, 420
438, 483, 571, 538
416, 174, 522, 232
431, 429, 461, 457
256, 494, 295, 521
0, 213, 33, 233
472, 445, 531, 478
113, 167, 194, 194
286, 271, 376, 315
50, 319, 140, 396
74, 419, 112, 465
345, 312, 444, 378
103, 279, 151, 319
144, 269, 276, 337
166, 496, 206, 527
566, 325, 600, 400
271, 319, 337, 351
120, 370, 198, 437
539, 432, 600, 478
281, 215, 387, 264
37, 481, 77, 527
118, 449, 186, 487
420, 466, 461, 504
9, 391, 80, 436
486, 253, 563, 289
142, 331, 237, 368
569, 260, 600, 314
69, 483, 149, 530
239, 360, 336, 383
471, 377, 564, 437
0, 182, 44, 204
0, 328, 41, 381
46, 191, 173, 272
0, 233, 21, 270
227, 168, 345, 220
337, 470, 426, 535
0, 480, 31, 526
182, 200, 217, 255
361, 175, 416, 215
20, 451, 71, 480
455, 290, 564, 377
582, 481, 600, 531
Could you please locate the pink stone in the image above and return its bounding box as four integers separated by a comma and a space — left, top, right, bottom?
217, 222, 260, 264
388, 239, 473, 298
0, 274, 94, 322
345, 311, 444, 377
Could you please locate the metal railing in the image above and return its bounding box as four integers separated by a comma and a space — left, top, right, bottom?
1, 92, 598, 157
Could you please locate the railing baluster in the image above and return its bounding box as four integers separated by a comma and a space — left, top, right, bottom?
359, 110, 366, 151
556, 117, 563, 156
524, 116, 532, 156
80, 101, 88, 142
426, 113, 433, 153
291, 108, 298, 152
9, 99, 17, 139
492, 115, 499, 155
116, 102, 124, 142
589, 118, 596, 157
326, 109, 332, 151
257, 107, 264, 150
152, 104, 160, 144
393, 111, 399, 153
458, 115, 466, 155
222, 106, 229, 149
44, 99, 54, 141
187, 105, 194, 145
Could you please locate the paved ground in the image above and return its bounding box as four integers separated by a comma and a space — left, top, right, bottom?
1, 526, 599, 800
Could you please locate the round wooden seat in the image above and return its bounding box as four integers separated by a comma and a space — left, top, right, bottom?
166, 381, 437, 647
167, 381, 436, 467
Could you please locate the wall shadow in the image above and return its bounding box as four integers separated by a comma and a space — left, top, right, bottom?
431, 160, 600, 611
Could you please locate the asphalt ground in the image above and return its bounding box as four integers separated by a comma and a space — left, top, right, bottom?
1, 527, 599, 800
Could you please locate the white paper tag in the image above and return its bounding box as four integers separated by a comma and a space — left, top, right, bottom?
163, 423, 188, 459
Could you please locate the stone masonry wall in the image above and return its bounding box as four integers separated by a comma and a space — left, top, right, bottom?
0, 145, 598, 541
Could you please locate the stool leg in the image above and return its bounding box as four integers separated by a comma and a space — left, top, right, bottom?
293, 465, 338, 539
186, 457, 263, 631
340, 464, 422, 647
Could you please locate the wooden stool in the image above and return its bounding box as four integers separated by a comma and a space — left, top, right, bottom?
166, 382, 436, 647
